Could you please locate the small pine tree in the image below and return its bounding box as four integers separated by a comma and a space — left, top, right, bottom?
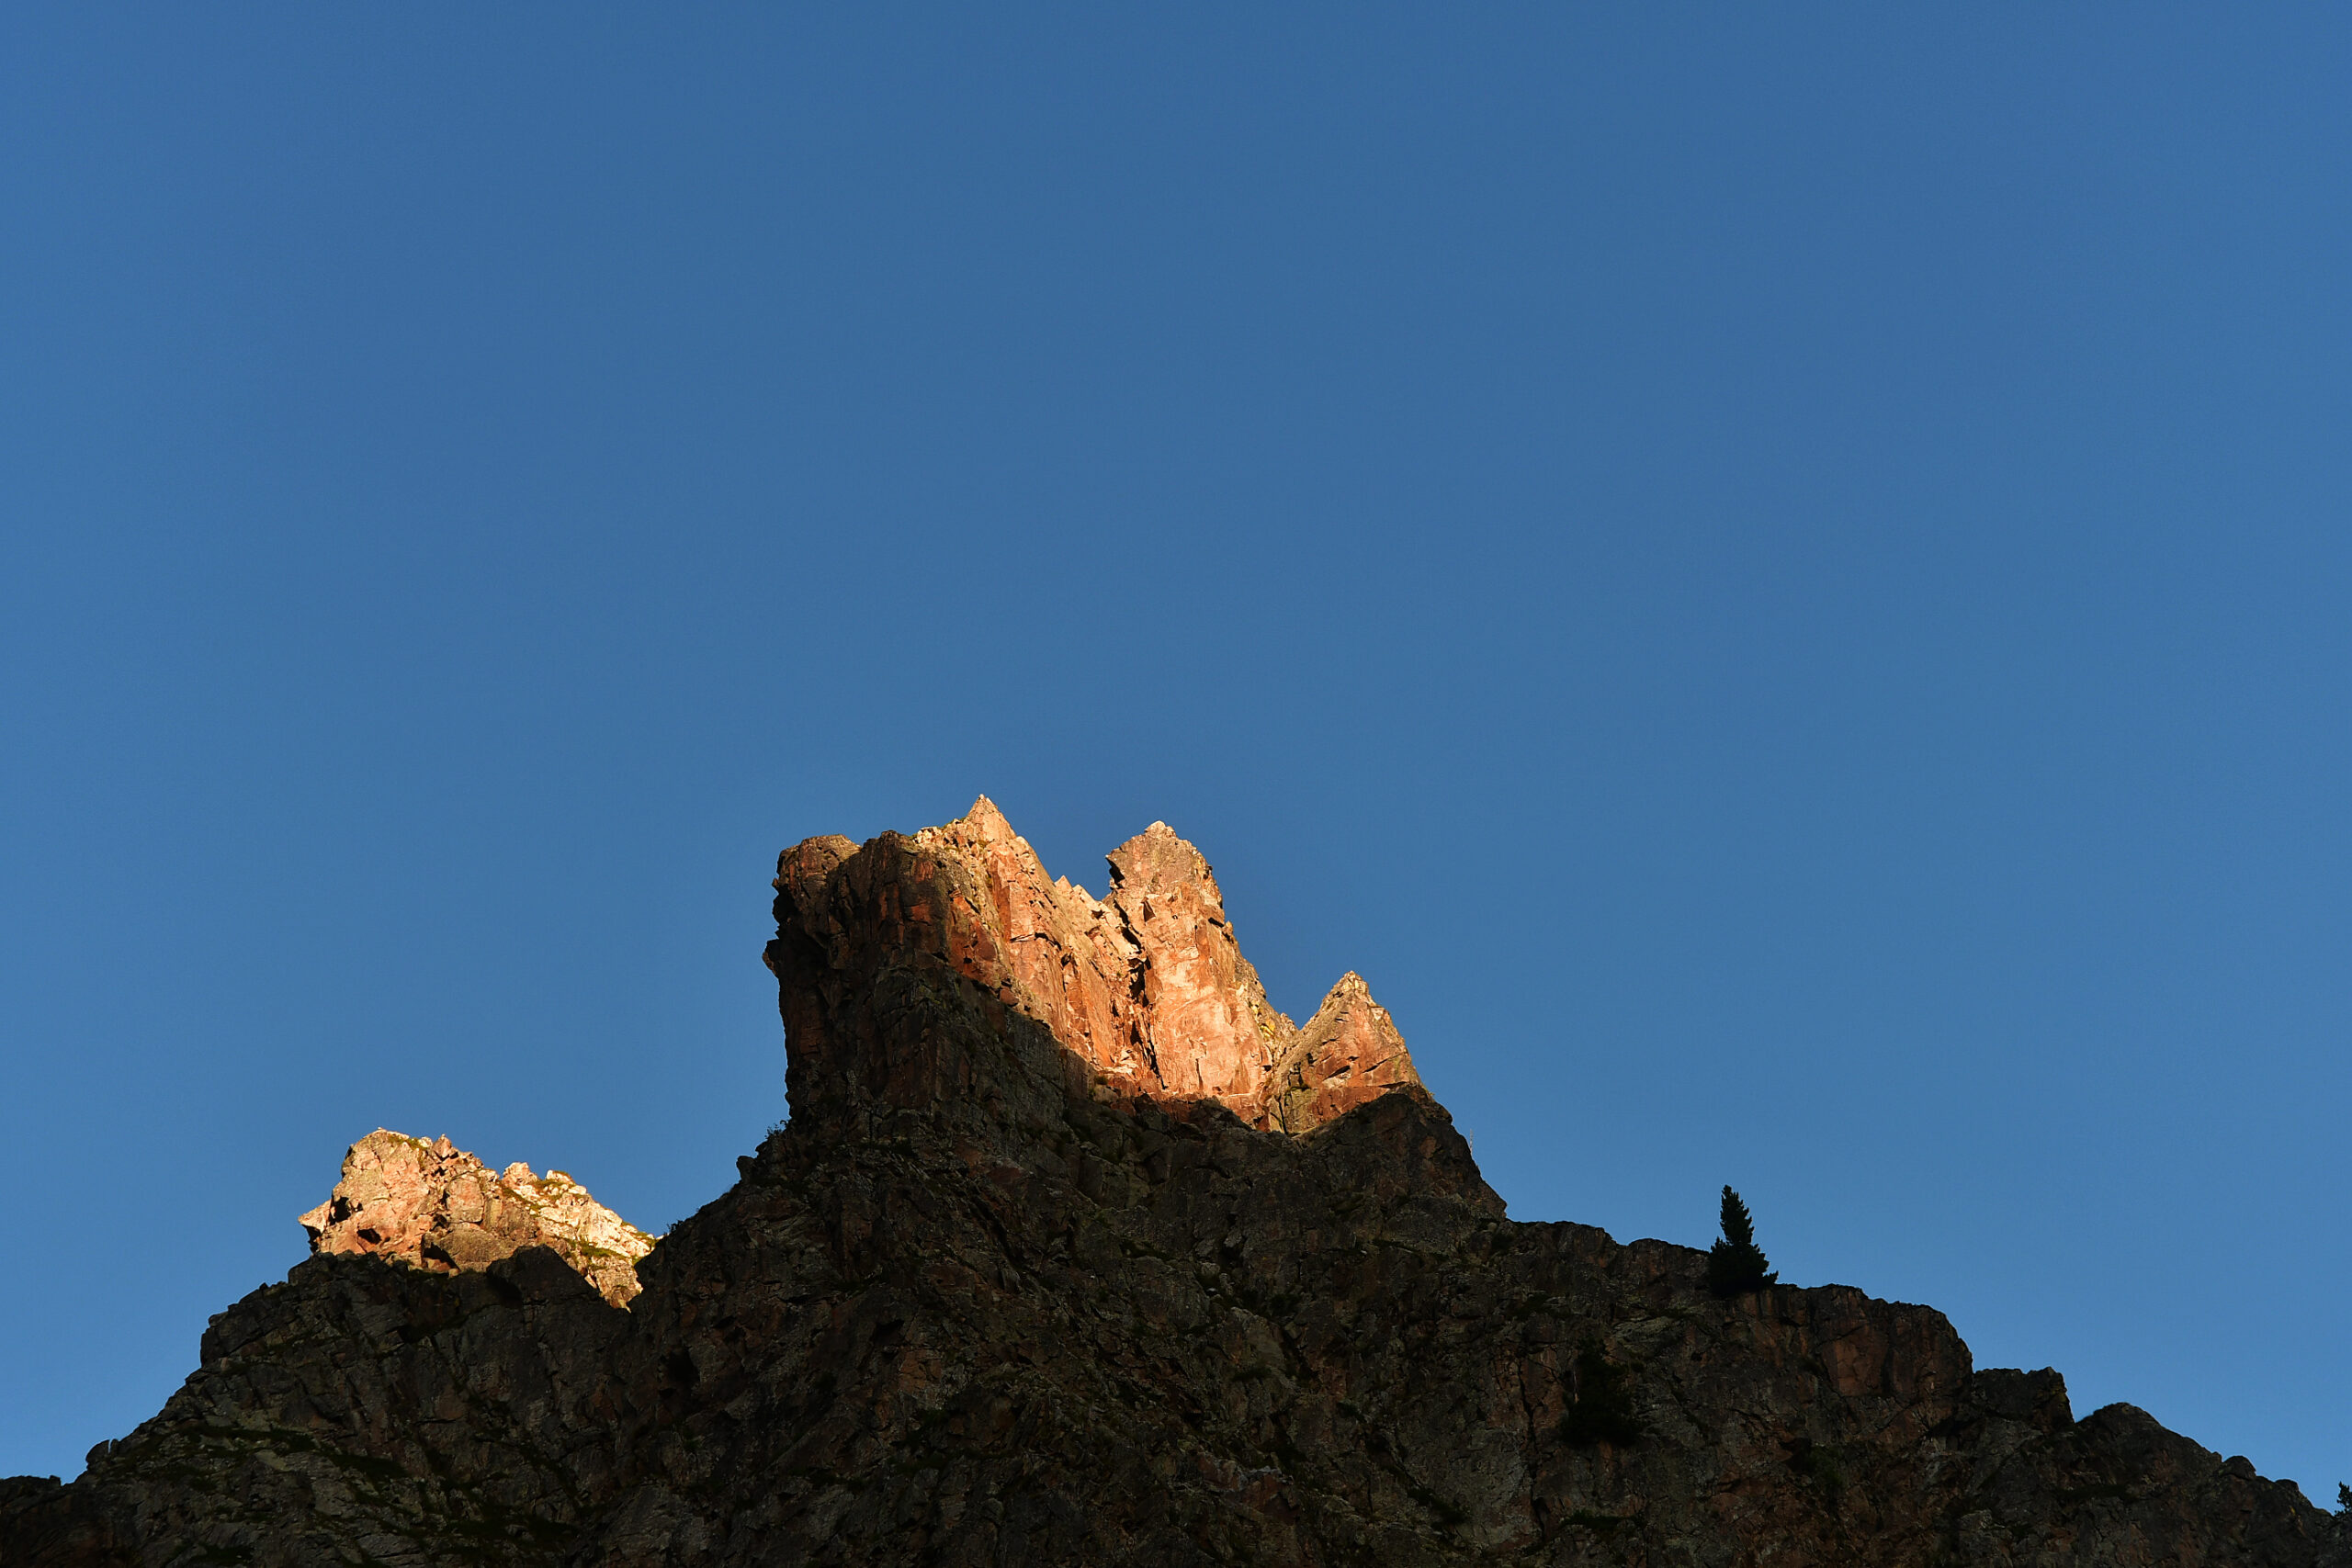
2336, 1482, 2350, 1515
1706, 1184, 1778, 1298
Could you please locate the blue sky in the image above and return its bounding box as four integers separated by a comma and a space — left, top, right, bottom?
5, 6, 2349, 1500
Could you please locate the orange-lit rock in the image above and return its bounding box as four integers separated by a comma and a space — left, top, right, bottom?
769, 796, 1413, 1133
1269, 971, 1423, 1132
298, 1128, 654, 1306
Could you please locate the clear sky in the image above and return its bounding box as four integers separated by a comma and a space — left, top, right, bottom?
4, 5, 2347, 1502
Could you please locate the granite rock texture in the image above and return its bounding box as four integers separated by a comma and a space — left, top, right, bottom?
6, 798, 2344, 1567
298, 1130, 656, 1307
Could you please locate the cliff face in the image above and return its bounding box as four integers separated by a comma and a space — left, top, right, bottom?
5, 798, 2342, 1568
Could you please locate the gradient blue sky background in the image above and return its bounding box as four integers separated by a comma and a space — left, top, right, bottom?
5, 5, 2348, 1500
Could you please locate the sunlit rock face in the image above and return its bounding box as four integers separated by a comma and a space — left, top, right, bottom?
1266, 970, 1421, 1134
768, 796, 1422, 1134
6, 798, 2341, 1568
298, 1129, 655, 1307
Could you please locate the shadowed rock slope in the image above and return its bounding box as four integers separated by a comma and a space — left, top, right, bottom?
6, 798, 2344, 1567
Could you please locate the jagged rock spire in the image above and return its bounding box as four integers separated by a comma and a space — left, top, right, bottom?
766, 797, 1425, 1133
1269, 971, 1422, 1134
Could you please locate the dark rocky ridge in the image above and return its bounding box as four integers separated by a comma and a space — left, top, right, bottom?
6, 799, 2343, 1566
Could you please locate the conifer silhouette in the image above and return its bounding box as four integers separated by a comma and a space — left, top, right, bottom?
1706, 1184, 1777, 1297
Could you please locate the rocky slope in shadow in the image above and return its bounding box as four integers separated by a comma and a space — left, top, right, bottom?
6, 798, 2343, 1567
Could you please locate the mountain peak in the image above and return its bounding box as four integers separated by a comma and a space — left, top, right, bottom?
297, 1128, 653, 1306
6, 801, 2333, 1568
767, 802, 1422, 1134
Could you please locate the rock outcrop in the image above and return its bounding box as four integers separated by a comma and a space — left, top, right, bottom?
297, 1129, 656, 1307
772, 799, 1407, 1134
6, 798, 2344, 1567
1266, 972, 1420, 1135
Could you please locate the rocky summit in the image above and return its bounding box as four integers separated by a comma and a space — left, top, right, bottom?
4, 799, 2344, 1567
296, 1130, 657, 1309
